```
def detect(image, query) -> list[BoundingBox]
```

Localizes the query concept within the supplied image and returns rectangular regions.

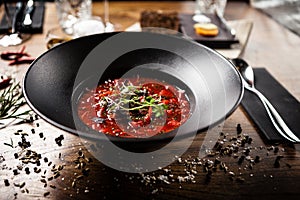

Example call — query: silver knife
[215,9,236,38]
[23,0,35,26]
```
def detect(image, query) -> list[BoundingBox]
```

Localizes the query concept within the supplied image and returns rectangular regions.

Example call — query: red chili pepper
[8,57,35,65]
[0,45,35,66]
[0,77,12,89]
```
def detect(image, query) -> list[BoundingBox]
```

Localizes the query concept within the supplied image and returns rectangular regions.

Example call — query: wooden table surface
[1,1,300,200]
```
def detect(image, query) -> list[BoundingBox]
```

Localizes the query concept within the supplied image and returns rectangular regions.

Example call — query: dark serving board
[179,13,239,49]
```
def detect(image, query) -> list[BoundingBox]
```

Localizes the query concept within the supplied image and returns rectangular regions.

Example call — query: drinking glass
[194,0,227,23]
[196,0,227,16]
[55,0,92,34]
[103,0,114,32]
[48,1,104,48]
[0,1,31,47]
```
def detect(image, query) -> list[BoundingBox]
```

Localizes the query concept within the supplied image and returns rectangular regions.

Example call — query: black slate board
[241,68,300,143]
[179,13,239,49]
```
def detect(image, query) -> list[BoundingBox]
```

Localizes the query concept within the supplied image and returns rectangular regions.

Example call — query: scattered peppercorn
[2,120,291,198]
[247,138,253,144]
[82,168,90,176]
[43,191,50,197]
[50,184,56,189]
[18,135,31,149]
[274,155,284,168]
[20,182,25,188]
[236,124,242,134]
[13,169,19,175]
[274,159,280,168]
[244,148,250,156]
[25,167,30,174]
[274,147,279,153]
[78,150,83,157]
[0,155,5,163]
[55,135,64,146]
[4,179,10,186]
[254,156,260,163]
[238,155,245,165]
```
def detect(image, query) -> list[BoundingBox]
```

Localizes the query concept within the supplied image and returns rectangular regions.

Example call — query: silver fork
[231,58,300,143]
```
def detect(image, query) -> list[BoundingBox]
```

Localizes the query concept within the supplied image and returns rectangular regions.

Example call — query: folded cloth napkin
[241,68,300,143]
[0,1,45,34]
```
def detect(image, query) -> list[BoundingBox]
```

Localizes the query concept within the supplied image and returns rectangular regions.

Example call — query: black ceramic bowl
[23,32,243,146]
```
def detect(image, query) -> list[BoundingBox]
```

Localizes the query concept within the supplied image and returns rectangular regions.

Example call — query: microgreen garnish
[99,80,168,118]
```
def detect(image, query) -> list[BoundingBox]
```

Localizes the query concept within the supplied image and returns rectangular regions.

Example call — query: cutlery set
[23,0,35,26]
[0,1,35,47]
[4,0,35,30]
[232,58,300,143]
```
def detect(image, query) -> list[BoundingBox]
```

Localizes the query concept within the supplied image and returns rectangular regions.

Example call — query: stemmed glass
[193,0,227,23]
[0,0,31,47]
[193,0,212,23]
[47,0,106,48]
[103,0,114,32]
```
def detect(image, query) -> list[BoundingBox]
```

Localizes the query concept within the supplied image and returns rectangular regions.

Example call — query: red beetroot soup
[77,78,190,138]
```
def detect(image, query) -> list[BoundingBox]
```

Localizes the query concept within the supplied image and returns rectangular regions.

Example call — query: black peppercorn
[254,156,260,163]
[238,155,245,165]
[236,124,242,134]
[13,169,19,175]
[274,147,279,154]
[4,179,9,186]
[25,167,30,174]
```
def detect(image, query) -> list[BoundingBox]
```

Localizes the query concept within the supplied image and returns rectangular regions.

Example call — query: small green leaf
[150,98,155,104]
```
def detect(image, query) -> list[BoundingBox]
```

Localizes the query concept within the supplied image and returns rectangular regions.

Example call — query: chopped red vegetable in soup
[77,78,190,138]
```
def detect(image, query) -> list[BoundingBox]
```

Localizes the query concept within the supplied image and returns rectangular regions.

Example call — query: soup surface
[77,78,190,138]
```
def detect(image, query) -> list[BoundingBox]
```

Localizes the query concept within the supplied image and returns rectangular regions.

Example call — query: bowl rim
[22,31,244,143]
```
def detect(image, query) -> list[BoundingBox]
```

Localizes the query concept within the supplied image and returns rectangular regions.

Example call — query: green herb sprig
[3,138,14,148]
[0,82,31,123]
[100,81,168,118]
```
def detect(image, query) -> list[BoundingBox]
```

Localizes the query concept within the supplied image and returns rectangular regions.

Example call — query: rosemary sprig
[0,82,31,121]
[4,138,14,148]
